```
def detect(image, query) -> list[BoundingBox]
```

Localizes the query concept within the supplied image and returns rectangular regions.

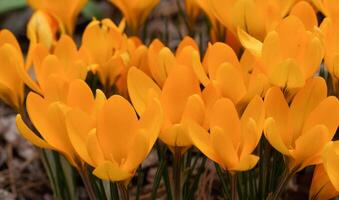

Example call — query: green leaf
[0,0,26,14]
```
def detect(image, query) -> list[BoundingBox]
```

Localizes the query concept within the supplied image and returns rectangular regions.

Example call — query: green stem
[110,182,119,200]
[118,182,129,200]
[173,147,182,200]
[79,164,97,200]
[231,173,238,200]
[267,168,296,200]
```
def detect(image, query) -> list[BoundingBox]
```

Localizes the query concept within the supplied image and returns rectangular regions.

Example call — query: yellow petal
[97,95,138,163]
[66,109,96,166]
[122,131,149,172]
[176,36,198,55]
[264,118,290,156]
[323,141,339,191]
[160,123,191,147]
[181,94,205,126]
[87,129,105,166]
[15,114,54,149]
[210,126,239,170]
[188,121,221,164]
[262,31,282,74]
[54,35,79,68]
[161,65,200,124]
[293,125,329,170]
[264,87,291,147]
[239,118,259,158]
[0,29,21,52]
[138,98,163,152]
[127,67,161,116]
[237,28,262,57]
[215,63,246,104]
[290,77,327,142]
[268,58,305,89]
[205,42,240,80]
[303,96,339,140]
[290,1,317,31]
[210,98,241,148]
[192,50,210,86]
[93,161,132,182]
[309,165,339,200]
[231,154,259,171]
[67,79,94,114]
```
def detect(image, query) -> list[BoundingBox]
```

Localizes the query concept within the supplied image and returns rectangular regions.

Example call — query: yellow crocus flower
[264,77,339,171]
[16,79,102,168]
[189,95,264,172]
[322,141,339,192]
[80,19,129,92]
[309,164,339,200]
[26,10,59,69]
[208,0,288,41]
[128,65,204,149]
[192,42,269,118]
[147,37,198,87]
[238,15,323,90]
[17,35,87,96]
[0,30,25,111]
[27,0,88,34]
[109,0,160,34]
[67,92,163,181]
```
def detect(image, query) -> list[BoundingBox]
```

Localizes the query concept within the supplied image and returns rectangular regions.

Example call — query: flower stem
[173,147,182,200]
[79,164,97,200]
[231,173,238,200]
[118,182,129,200]
[267,167,296,200]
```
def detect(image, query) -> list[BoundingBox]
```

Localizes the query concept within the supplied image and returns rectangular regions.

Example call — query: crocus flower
[309,164,339,200]
[80,19,129,92]
[208,0,293,41]
[147,37,198,87]
[66,92,163,181]
[26,10,59,69]
[16,79,101,168]
[189,95,264,172]
[109,0,160,34]
[0,30,24,111]
[17,35,87,96]
[27,0,88,34]
[322,140,339,192]
[192,42,268,117]
[238,15,323,90]
[128,65,204,150]
[264,77,339,171]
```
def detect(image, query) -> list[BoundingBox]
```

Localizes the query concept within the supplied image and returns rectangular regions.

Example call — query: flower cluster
[0,0,338,199]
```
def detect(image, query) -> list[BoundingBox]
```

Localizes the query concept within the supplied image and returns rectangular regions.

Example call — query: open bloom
[264,77,339,171]
[208,0,296,41]
[128,64,204,150]
[18,35,87,96]
[15,79,102,168]
[322,140,339,192]
[239,15,323,90]
[26,10,59,69]
[80,19,130,92]
[66,93,163,181]
[27,0,87,34]
[189,95,264,172]
[0,30,24,111]
[192,42,268,118]
[109,0,160,33]
[309,164,339,200]
[147,37,198,87]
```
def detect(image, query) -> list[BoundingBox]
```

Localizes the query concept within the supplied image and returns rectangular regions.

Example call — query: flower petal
[93,161,132,182]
